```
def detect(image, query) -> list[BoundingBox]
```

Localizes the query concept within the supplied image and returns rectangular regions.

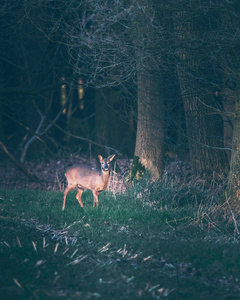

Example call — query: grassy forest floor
[0,158,240,299]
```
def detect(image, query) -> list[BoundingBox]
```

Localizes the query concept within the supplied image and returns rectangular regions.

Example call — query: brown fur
[62,154,115,210]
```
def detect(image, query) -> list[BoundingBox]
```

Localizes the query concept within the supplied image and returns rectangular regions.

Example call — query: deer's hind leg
[63,184,76,211]
[76,188,84,207]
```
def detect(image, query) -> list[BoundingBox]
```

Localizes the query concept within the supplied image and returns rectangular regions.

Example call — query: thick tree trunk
[176,4,229,179]
[134,68,165,179]
[133,0,166,180]
[224,98,240,207]
[182,91,228,178]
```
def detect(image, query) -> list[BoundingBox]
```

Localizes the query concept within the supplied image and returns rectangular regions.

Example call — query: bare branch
[0,141,38,181]
[52,121,121,155]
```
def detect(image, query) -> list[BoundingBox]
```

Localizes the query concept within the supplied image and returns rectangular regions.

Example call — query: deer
[62,154,116,210]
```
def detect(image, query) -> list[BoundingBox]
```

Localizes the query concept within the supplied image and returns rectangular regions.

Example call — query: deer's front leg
[92,190,100,207]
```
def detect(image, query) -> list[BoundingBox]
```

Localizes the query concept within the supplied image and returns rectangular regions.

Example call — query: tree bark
[132,1,166,180]
[181,91,228,178]
[134,68,165,179]
[224,96,240,207]
[176,4,229,178]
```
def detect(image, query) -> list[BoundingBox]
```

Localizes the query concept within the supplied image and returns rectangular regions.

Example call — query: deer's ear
[108,154,116,162]
[98,155,103,162]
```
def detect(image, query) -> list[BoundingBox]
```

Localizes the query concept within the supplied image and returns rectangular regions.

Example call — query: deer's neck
[101,170,110,183]
[101,169,109,177]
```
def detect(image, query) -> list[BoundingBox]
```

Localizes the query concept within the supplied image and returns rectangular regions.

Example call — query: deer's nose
[102,163,109,171]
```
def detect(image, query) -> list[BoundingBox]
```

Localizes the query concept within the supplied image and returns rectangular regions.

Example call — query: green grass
[0,188,240,299]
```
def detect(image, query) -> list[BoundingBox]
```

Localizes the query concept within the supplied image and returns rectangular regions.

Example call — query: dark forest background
[1,0,240,203]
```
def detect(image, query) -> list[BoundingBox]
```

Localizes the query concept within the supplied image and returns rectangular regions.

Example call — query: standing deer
[62,154,115,210]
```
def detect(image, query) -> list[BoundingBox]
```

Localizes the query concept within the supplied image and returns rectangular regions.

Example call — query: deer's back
[65,165,105,191]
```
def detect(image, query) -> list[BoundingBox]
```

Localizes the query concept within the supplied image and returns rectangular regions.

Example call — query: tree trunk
[224,96,240,207]
[181,91,228,178]
[176,4,229,179]
[134,68,165,179]
[132,1,166,180]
